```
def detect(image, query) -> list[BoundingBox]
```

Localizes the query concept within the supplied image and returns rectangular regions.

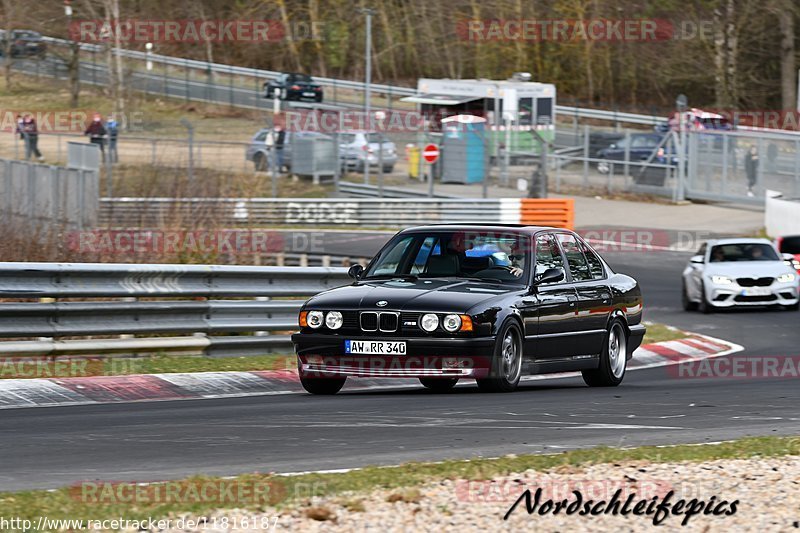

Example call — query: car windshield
[709,243,780,262]
[363,231,529,283]
[290,74,313,82]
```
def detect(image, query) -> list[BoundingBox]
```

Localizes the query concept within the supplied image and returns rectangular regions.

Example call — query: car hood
[305,278,519,313]
[703,261,795,278]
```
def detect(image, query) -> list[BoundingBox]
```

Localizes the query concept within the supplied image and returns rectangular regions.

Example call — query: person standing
[744,145,758,197]
[84,113,107,160]
[21,114,43,162]
[106,114,119,163]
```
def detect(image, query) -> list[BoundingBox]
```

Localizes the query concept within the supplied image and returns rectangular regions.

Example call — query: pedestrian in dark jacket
[21,114,43,161]
[744,145,758,197]
[84,113,107,159]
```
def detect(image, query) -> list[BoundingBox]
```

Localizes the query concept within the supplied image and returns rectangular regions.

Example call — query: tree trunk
[777,1,796,110]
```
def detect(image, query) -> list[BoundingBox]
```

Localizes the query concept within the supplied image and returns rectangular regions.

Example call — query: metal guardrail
[100,197,522,227]
[338,182,457,199]
[0,262,350,356]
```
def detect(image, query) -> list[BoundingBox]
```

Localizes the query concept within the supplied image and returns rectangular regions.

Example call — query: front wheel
[582,319,627,387]
[254,152,267,171]
[477,322,523,392]
[299,370,346,395]
[682,280,698,311]
[419,377,458,392]
[698,282,714,314]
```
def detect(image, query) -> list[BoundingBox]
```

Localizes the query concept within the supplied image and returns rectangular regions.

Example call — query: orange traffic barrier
[519,198,574,229]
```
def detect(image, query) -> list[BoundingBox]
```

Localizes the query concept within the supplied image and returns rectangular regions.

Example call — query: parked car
[595,133,677,185]
[339,131,397,173]
[264,73,323,102]
[682,238,799,313]
[245,128,331,172]
[777,235,800,273]
[291,224,646,394]
[0,29,46,58]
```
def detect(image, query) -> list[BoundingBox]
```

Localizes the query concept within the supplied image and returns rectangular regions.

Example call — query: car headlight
[325,311,343,330]
[777,273,796,283]
[420,313,439,332]
[307,310,324,329]
[442,314,462,332]
[710,275,733,285]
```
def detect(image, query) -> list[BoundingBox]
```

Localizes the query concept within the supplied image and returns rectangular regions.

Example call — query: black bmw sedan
[291,225,646,394]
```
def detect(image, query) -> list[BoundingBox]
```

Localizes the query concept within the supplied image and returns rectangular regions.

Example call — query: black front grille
[342,311,359,330]
[360,312,378,331]
[737,277,774,287]
[379,313,398,332]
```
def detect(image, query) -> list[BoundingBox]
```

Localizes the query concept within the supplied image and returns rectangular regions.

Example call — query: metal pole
[362,8,374,186]
[181,119,194,191]
[676,94,688,202]
[582,125,589,186]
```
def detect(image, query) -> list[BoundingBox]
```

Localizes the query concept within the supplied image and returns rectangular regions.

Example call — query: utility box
[441,115,486,184]
[291,133,336,183]
[67,142,101,171]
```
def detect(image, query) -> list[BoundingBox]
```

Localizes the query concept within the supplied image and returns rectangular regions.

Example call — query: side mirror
[534,267,564,285]
[690,255,704,264]
[348,264,364,280]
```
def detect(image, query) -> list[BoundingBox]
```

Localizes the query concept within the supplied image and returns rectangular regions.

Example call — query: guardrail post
[582,125,590,187]
[623,131,631,179]
[229,65,234,107]
[722,134,729,193]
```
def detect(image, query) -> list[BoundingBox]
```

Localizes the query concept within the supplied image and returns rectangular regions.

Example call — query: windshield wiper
[363,274,418,281]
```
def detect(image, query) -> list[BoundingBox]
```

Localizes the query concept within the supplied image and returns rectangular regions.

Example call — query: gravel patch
[156,456,800,532]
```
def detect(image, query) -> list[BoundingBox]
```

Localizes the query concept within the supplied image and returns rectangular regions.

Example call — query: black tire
[382,165,395,174]
[419,377,458,392]
[476,321,523,393]
[254,152,267,171]
[682,280,698,311]
[698,282,714,314]
[582,319,627,387]
[299,371,346,395]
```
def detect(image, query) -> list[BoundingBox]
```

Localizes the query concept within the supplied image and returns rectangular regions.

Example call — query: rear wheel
[582,319,627,387]
[682,280,698,311]
[419,377,458,392]
[477,322,523,393]
[254,152,267,171]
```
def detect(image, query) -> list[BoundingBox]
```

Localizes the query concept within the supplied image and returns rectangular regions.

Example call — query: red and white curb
[0,333,742,410]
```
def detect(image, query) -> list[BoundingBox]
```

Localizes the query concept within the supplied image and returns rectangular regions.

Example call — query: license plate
[345,340,406,355]
[741,287,771,296]
[303,92,315,97]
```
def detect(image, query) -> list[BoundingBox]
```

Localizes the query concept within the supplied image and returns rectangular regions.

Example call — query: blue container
[441,115,486,184]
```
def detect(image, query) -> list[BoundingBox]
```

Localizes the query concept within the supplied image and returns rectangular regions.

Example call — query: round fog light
[420,313,439,332]
[325,311,343,330]
[443,314,462,332]
[307,310,324,329]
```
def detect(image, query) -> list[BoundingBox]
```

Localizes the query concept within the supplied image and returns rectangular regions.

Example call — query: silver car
[339,131,397,173]
[682,238,799,313]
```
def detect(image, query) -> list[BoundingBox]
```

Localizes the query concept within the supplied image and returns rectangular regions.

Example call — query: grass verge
[1,436,798,524]
[642,322,689,344]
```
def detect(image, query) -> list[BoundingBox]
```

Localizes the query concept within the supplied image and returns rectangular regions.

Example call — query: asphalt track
[1,248,799,491]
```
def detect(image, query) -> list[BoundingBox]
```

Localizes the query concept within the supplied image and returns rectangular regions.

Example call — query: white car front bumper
[706,278,799,307]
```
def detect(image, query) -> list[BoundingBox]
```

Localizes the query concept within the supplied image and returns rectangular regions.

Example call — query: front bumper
[706,281,799,307]
[292,333,495,378]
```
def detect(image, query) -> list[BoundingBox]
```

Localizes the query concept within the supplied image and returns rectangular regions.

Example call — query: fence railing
[0,262,350,356]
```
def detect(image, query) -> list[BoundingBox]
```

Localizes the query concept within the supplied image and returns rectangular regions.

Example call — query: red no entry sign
[422,143,440,164]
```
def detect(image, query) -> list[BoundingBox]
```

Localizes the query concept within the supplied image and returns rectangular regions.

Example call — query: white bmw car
[682,238,799,313]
